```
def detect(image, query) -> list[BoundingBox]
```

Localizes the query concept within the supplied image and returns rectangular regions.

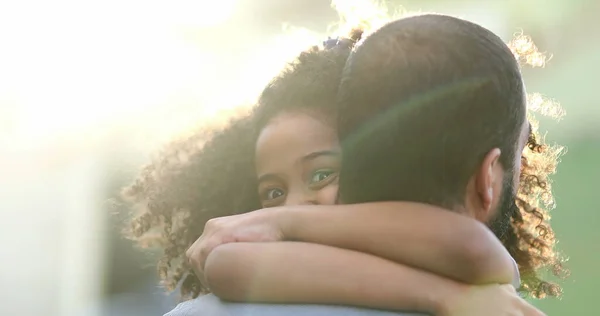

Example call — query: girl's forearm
[205,241,468,314]
[277,202,514,284]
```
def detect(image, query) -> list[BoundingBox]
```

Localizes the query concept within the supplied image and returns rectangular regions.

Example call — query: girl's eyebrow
[257,173,280,185]
[300,150,340,163]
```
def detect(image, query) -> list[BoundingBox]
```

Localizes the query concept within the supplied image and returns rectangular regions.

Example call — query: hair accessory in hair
[323,36,354,50]
[323,37,340,49]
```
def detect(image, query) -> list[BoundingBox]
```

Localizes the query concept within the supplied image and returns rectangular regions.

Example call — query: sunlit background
[1,0,598,315]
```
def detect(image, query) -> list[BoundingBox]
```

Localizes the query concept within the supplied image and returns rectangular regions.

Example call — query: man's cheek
[513,154,525,189]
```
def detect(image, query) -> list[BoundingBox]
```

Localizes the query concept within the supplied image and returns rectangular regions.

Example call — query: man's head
[337,14,529,237]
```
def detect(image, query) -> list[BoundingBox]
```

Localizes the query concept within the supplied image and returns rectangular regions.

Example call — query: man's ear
[474,148,502,221]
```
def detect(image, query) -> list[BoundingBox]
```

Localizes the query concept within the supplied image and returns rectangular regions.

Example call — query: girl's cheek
[316,184,339,205]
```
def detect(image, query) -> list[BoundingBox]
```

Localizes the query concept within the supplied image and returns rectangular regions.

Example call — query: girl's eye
[265,188,285,200]
[310,169,336,184]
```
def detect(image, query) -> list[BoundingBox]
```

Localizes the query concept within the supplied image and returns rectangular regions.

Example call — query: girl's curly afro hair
[121,27,364,300]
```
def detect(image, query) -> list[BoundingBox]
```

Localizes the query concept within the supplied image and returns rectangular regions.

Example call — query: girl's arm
[273,202,515,285]
[205,242,537,315]
[206,241,460,314]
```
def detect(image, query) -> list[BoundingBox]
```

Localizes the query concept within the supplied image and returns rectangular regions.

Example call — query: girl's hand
[439,284,545,316]
[186,208,285,281]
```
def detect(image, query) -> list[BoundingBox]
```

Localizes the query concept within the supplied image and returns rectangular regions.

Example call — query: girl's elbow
[204,244,248,300]
[460,229,514,284]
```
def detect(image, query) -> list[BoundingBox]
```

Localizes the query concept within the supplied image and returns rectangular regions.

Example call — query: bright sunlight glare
[0,0,237,150]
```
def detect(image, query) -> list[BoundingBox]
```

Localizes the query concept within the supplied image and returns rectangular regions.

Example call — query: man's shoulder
[164,294,227,316]
[164,294,425,316]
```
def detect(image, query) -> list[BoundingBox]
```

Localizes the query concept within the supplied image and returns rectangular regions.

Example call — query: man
[337,13,525,242]
[167,14,542,316]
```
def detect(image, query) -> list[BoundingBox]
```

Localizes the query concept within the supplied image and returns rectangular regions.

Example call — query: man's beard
[488,176,519,239]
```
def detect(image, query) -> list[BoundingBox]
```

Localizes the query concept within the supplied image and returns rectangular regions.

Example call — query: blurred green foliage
[531,141,598,314]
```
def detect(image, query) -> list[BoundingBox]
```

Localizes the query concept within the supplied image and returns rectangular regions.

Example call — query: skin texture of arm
[274,202,515,285]
[205,241,465,314]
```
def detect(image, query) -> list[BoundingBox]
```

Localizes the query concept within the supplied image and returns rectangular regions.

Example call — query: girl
[123,17,564,316]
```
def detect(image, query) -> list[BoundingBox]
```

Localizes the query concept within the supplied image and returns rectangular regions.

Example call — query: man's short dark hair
[337,14,526,208]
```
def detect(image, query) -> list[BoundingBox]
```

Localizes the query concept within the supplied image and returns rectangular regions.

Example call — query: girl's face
[255,111,340,208]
